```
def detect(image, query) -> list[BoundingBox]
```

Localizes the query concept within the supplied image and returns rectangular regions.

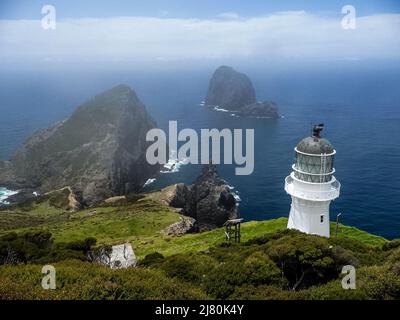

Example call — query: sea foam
[228,185,242,204]
[160,150,189,173]
[0,187,18,205]
[143,178,156,187]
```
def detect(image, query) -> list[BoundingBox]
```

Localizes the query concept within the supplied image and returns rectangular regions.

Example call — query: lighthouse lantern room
[284,124,340,238]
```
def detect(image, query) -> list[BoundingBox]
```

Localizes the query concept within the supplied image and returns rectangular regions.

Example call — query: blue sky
[1,0,399,19]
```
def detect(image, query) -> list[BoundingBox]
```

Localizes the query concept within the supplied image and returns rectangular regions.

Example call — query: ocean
[1,64,399,239]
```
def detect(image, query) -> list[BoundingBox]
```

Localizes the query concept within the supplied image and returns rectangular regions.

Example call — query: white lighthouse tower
[284,124,340,238]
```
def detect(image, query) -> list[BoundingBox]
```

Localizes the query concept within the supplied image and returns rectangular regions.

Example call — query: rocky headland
[0,85,160,206]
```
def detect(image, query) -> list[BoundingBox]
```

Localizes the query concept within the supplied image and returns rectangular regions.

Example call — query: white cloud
[0,11,399,66]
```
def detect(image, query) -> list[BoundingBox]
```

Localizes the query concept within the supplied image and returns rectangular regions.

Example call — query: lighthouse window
[320,215,324,223]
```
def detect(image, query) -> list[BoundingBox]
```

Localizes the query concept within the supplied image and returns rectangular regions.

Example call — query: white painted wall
[287,197,331,237]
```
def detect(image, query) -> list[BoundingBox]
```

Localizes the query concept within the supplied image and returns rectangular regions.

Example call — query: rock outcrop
[92,243,137,269]
[162,216,197,236]
[0,85,160,205]
[42,187,81,211]
[204,65,279,118]
[144,184,186,207]
[205,66,256,110]
[169,164,239,231]
[104,195,127,205]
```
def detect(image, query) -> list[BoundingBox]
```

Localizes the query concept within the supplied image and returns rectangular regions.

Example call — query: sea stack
[0,85,160,205]
[204,65,279,118]
[205,66,256,110]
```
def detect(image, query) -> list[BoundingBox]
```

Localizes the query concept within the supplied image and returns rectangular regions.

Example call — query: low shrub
[0,231,97,265]
[138,252,165,267]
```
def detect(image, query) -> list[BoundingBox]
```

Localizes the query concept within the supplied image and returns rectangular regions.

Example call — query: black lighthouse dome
[296,124,334,155]
[296,136,334,155]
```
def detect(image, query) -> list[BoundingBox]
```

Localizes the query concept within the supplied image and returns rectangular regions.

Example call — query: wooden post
[224,218,243,243]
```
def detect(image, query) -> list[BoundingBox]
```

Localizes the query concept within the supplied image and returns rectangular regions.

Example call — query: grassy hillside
[0,200,181,258]
[0,195,387,259]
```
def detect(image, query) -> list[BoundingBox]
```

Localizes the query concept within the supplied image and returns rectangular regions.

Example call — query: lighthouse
[284,124,340,238]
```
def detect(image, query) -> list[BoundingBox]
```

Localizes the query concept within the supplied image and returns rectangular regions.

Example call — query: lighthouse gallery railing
[285,175,341,201]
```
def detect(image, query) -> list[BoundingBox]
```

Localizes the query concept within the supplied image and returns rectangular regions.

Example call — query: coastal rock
[189,165,238,230]
[205,66,256,110]
[144,183,190,208]
[204,65,279,118]
[104,195,127,205]
[43,187,81,211]
[169,164,239,231]
[162,216,197,236]
[0,85,160,205]
[168,183,191,210]
[3,188,37,205]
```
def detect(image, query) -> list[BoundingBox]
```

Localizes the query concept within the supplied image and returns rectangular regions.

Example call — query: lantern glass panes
[294,152,334,183]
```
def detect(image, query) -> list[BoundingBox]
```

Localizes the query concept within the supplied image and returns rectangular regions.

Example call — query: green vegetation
[1,228,399,300]
[135,229,400,300]
[0,198,182,256]
[0,196,398,300]
[0,260,206,300]
[0,230,99,265]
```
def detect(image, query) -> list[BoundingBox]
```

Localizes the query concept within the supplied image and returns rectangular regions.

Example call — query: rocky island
[0,85,160,206]
[204,65,280,118]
